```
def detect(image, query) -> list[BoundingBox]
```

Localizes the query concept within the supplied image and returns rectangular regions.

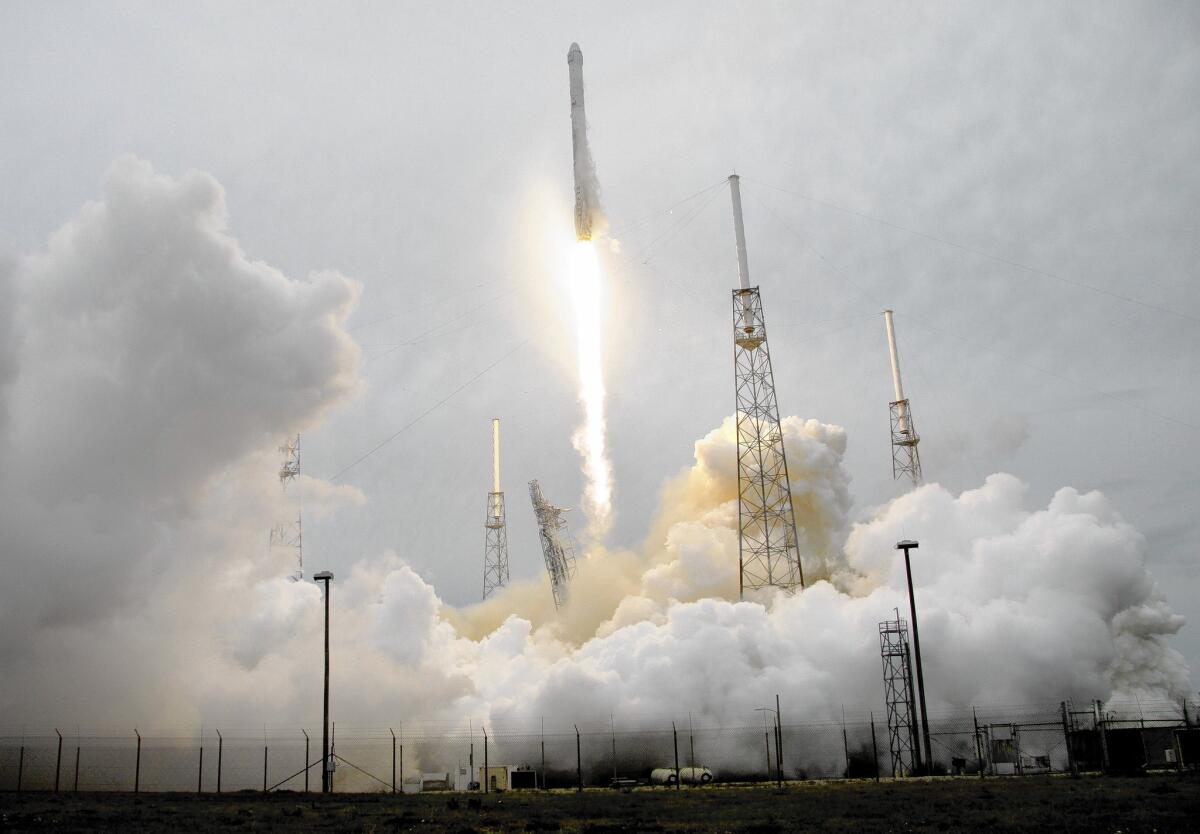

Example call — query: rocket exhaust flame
[570,240,612,536]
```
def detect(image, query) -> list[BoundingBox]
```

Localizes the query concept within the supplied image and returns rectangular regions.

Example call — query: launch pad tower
[529,479,578,609]
[483,419,510,599]
[728,175,805,597]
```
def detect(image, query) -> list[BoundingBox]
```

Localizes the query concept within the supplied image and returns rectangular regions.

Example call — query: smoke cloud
[0,160,1187,778]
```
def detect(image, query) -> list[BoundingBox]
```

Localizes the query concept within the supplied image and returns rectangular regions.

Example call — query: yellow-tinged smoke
[569,240,612,538]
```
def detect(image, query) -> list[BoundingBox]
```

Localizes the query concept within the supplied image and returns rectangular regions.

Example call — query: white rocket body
[568,42,595,241]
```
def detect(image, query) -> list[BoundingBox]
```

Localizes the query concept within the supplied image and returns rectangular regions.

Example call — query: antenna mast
[483,419,510,599]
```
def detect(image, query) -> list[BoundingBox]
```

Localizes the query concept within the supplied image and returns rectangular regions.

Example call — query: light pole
[897,540,932,771]
[314,570,334,793]
[755,707,781,788]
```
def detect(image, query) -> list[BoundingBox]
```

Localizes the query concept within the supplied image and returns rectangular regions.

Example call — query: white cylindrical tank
[650,766,713,785]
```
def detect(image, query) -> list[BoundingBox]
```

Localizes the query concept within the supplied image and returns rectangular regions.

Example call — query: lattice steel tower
[270,433,304,581]
[879,609,922,776]
[529,479,578,609]
[483,418,510,599]
[884,310,922,485]
[728,174,805,597]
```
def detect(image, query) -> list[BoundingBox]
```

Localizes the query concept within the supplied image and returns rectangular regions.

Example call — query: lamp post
[896,540,932,771]
[314,570,334,793]
[755,707,781,788]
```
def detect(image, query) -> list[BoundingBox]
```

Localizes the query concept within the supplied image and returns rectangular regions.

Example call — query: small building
[478,764,538,791]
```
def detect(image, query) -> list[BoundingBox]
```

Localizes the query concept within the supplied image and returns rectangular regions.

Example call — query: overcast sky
[3,1,1198,690]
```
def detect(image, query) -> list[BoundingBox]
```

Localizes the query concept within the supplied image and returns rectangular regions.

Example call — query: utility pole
[575,725,582,792]
[689,712,695,768]
[610,714,617,780]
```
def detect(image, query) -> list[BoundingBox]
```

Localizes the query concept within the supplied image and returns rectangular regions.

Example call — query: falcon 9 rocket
[568,42,597,241]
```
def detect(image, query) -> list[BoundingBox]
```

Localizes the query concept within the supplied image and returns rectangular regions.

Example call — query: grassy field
[1,774,1198,832]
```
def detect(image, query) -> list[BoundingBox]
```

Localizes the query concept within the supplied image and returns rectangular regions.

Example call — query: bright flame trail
[570,240,612,536]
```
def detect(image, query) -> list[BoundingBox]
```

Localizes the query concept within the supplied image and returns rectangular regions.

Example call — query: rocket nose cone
[568,42,582,61]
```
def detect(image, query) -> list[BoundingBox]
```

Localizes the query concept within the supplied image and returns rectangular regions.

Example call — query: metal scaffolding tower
[879,610,922,776]
[884,310,922,485]
[270,434,304,582]
[483,418,509,599]
[728,174,805,597]
[529,479,578,609]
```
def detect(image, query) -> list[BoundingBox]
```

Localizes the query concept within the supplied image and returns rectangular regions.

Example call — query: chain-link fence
[2,698,1196,793]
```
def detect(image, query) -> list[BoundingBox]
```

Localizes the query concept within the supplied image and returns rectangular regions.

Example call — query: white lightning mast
[729,174,805,597]
[884,310,922,484]
[483,418,509,599]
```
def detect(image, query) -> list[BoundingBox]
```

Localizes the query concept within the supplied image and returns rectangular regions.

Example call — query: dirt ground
[1,773,1198,832]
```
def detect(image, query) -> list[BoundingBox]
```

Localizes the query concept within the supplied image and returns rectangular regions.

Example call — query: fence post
[198,741,204,793]
[390,728,396,794]
[303,730,309,793]
[74,745,80,792]
[134,729,141,794]
[672,722,680,790]
[216,730,223,793]
[16,745,23,793]
[575,724,582,792]
[972,707,985,778]
[869,712,880,782]
[263,745,268,792]
[1060,701,1077,775]
[55,729,63,793]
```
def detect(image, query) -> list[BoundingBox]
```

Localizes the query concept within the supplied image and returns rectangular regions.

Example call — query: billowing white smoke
[0,159,1187,767]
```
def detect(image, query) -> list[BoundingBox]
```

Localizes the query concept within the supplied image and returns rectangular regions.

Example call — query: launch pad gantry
[529,479,578,609]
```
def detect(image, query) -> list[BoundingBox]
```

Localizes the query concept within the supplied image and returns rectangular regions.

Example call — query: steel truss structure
[270,434,303,582]
[733,287,804,596]
[483,491,509,599]
[879,611,921,776]
[890,399,922,484]
[529,479,578,609]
